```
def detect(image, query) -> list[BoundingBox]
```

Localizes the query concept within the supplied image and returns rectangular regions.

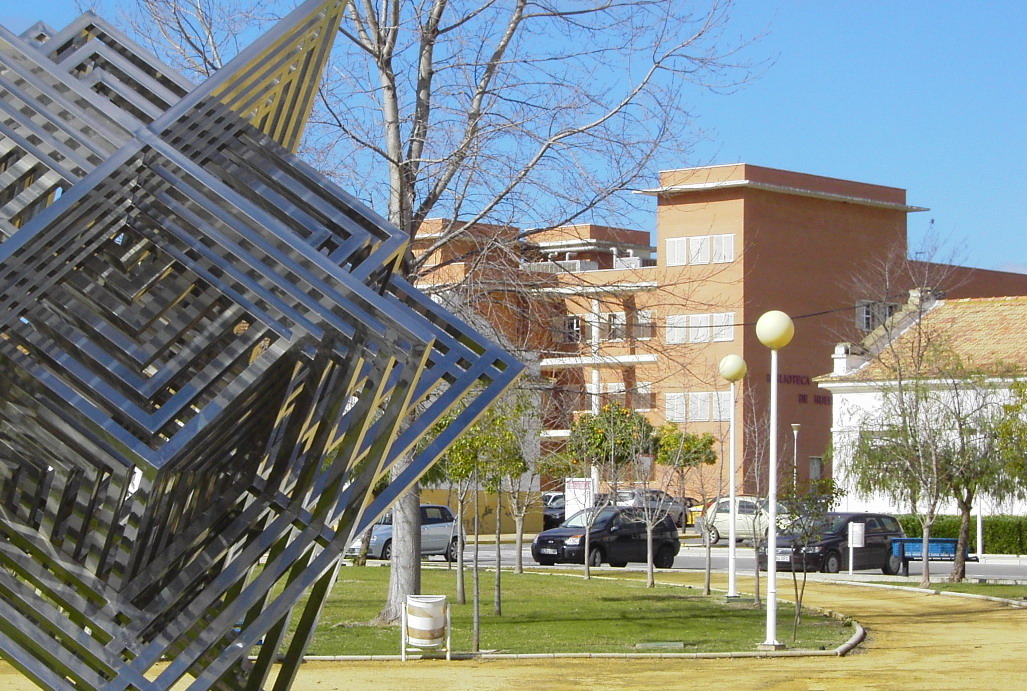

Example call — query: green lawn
[304,566,852,655]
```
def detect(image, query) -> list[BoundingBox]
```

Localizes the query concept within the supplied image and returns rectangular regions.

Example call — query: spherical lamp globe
[756,310,794,350]
[719,354,747,383]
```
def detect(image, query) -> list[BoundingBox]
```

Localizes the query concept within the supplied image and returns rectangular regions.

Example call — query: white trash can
[402,594,450,660]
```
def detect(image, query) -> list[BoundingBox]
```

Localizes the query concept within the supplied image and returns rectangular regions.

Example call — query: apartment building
[416,164,1027,499]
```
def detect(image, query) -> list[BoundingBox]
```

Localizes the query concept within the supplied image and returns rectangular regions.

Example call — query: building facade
[416,164,1027,502]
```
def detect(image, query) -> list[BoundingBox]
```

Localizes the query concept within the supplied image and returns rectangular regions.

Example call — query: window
[668,312,733,343]
[688,236,710,265]
[855,300,898,331]
[688,392,712,421]
[666,234,736,266]
[665,393,685,422]
[809,456,824,481]
[666,237,687,266]
[712,312,734,341]
[556,315,583,344]
[713,391,732,421]
[605,311,626,341]
[605,382,626,407]
[663,391,731,421]
[666,314,688,344]
[737,500,757,515]
[632,310,654,340]
[421,506,451,524]
[688,314,711,343]
[712,234,734,263]
[633,382,654,411]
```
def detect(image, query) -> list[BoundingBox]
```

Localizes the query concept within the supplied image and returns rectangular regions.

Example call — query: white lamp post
[719,354,747,599]
[791,423,801,493]
[756,310,794,650]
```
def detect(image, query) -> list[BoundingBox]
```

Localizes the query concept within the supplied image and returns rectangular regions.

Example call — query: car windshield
[614,491,635,502]
[562,507,616,529]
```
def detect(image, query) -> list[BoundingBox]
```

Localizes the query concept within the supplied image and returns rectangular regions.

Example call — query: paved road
[464,540,1027,581]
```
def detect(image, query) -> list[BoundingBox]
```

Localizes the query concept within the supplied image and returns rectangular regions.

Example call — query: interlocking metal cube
[0,3,522,689]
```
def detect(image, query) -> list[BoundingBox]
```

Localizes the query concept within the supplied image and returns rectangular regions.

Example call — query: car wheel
[587,547,602,567]
[445,537,460,563]
[822,551,841,574]
[654,545,675,569]
[609,560,628,568]
[883,553,903,575]
[381,540,392,561]
[707,525,721,545]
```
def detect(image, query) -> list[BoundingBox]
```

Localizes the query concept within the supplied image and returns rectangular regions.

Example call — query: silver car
[346,504,463,561]
[613,489,686,527]
[701,496,787,544]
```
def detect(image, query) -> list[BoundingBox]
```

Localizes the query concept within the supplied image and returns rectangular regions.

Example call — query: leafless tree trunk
[493,492,502,616]
[373,459,420,624]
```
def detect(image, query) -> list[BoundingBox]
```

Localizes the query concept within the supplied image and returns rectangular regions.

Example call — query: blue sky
[4,2,1025,274]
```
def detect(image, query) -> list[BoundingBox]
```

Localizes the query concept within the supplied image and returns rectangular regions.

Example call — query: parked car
[701,496,786,544]
[542,494,566,530]
[345,504,464,562]
[531,506,680,568]
[758,512,906,574]
[613,489,687,527]
[542,491,564,507]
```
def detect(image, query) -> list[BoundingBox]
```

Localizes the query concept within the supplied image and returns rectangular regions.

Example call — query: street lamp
[756,310,794,650]
[719,354,747,599]
[791,423,801,493]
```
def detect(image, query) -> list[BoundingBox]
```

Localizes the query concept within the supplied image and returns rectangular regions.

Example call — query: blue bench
[891,537,979,577]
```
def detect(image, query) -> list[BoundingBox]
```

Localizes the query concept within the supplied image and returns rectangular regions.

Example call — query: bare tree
[112,0,758,622]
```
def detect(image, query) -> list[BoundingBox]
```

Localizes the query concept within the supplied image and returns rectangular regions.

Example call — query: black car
[758,512,906,574]
[531,506,680,568]
[542,494,566,530]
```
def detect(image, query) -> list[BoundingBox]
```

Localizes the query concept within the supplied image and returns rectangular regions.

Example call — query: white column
[764,348,780,648]
[727,380,739,598]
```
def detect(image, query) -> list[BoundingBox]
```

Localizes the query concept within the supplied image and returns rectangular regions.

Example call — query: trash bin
[402,594,450,660]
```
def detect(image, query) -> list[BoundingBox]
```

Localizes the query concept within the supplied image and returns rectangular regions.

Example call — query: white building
[818,292,1027,516]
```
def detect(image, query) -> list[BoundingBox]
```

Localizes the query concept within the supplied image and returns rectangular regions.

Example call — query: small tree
[778,479,841,641]
[653,426,716,588]
[997,381,1027,486]
[568,402,654,578]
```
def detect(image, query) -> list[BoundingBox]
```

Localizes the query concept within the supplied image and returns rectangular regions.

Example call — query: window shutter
[666,237,687,266]
[666,314,688,344]
[688,313,711,342]
[712,234,735,263]
[688,392,711,421]
[688,236,711,264]
[712,312,734,341]
[715,391,732,421]
[665,393,685,422]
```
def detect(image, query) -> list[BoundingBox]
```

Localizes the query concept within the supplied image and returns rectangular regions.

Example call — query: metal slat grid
[0,2,522,690]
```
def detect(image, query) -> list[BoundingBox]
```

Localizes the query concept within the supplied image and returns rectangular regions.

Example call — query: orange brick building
[415,164,1027,501]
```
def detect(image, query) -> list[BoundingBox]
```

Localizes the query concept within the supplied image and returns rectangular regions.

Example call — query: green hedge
[896,514,1027,556]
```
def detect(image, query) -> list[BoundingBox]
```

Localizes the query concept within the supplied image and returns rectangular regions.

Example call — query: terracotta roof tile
[828,295,1027,382]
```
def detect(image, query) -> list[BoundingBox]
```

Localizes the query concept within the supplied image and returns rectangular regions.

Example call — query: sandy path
[1,576,1023,690]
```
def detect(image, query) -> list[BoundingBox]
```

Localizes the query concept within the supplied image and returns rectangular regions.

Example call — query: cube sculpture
[0,2,522,689]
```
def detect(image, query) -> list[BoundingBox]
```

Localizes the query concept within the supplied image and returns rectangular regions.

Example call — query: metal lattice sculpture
[0,3,522,689]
